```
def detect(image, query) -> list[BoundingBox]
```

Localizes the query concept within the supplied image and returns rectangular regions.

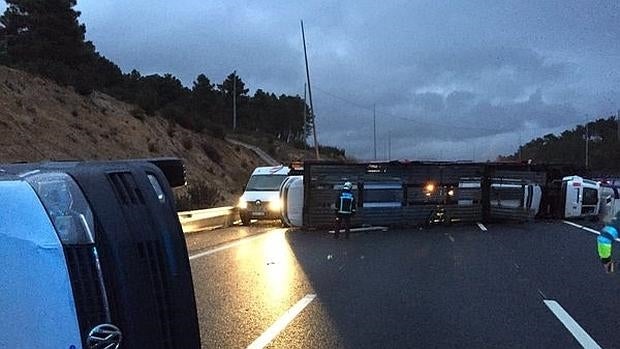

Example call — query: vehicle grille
[108,172,146,205]
[137,240,174,349]
[248,201,268,211]
[64,245,108,344]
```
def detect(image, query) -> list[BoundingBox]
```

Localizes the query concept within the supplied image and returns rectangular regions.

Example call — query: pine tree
[0,0,121,94]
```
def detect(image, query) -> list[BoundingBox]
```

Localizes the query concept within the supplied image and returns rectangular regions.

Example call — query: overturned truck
[297,161,582,229]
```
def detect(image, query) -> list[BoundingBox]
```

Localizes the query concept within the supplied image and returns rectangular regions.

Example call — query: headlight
[238,198,248,209]
[269,199,282,212]
[25,172,95,245]
[425,183,435,193]
[448,189,455,196]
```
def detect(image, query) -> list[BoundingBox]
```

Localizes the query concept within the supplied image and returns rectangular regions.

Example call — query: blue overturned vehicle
[0,158,200,349]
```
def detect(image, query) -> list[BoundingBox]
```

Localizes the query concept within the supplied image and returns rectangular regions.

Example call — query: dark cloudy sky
[11,1,620,160]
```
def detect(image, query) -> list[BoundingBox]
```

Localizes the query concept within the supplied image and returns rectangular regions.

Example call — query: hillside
[499,117,620,171]
[0,66,347,209]
[0,65,268,208]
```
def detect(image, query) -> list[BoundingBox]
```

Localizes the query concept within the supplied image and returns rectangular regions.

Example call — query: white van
[238,165,290,225]
[561,176,600,219]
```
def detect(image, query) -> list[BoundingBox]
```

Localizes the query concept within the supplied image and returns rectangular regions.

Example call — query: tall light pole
[232,70,237,131]
[518,132,521,161]
[388,130,391,161]
[373,104,377,160]
[303,83,307,148]
[301,20,320,160]
[585,115,589,169]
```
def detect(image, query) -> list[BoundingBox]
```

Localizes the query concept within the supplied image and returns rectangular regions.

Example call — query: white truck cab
[0,159,200,349]
[599,182,620,223]
[238,165,290,225]
[279,175,304,227]
[562,175,600,219]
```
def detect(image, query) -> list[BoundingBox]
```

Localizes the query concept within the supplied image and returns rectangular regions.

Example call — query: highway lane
[187,222,620,348]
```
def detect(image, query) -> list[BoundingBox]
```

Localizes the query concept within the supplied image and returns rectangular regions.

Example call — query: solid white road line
[189,231,278,261]
[562,220,620,242]
[246,294,317,349]
[543,300,601,349]
[477,222,488,231]
[328,226,388,234]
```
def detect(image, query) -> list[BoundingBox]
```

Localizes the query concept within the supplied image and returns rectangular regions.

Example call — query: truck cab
[0,159,200,349]
[238,165,290,225]
[561,175,600,219]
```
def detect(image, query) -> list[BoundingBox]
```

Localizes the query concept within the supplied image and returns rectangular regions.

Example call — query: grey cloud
[7,0,616,161]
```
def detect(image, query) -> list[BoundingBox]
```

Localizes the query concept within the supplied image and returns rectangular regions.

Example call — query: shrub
[202,143,222,163]
[319,145,346,158]
[174,113,194,130]
[148,143,158,153]
[210,124,226,139]
[130,108,146,121]
[167,122,176,138]
[290,139,308,149]
[71,109,79,117]
[174,182,221,211]
[182,137,193,150]
[267,145,276,156]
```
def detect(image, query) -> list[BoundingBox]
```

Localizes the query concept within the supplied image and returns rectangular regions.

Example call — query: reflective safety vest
[598,226,619,245]
[337,191,355,215]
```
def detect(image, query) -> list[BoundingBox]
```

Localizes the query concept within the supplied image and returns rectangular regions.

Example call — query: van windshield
[245,175,287,191]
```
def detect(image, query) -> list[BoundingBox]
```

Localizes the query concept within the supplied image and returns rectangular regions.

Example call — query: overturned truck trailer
[301,161,577,229]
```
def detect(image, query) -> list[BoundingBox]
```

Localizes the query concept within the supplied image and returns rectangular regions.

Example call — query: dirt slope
[0,65,264,207]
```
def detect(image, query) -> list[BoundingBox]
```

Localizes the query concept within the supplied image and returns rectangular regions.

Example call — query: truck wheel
[240,212,251,226]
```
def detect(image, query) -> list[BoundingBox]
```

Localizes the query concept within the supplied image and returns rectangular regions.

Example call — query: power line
[313,85,515,133]
[314,84,616,137]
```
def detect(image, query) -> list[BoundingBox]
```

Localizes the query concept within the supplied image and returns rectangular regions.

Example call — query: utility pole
[518,132,522,162]
[388,130,391,161]
[373,104,377,160]
[303,83,308,149]
[301,20,320,160]
[232,70,237,131]
[617,109,620,142]
[472,142,476,162]
[585,115,589,169]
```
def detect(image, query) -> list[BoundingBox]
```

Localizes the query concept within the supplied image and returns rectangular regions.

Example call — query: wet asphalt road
[186,221,620,348]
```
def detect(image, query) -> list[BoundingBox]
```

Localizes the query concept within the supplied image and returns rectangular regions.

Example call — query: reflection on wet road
[187,222,620,348]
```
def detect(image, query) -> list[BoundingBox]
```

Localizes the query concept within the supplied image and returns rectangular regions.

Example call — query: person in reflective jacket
[598,211,620,273]
[334,181,356,239]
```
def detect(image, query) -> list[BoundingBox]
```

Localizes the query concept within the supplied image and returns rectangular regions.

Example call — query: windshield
[245,175,287,191]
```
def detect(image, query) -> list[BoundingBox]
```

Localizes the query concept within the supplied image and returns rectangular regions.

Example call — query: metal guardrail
[178,206,239,233]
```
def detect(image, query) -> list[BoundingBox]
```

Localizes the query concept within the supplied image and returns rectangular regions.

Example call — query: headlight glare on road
[238,198,248,209]
[269,199,283,212]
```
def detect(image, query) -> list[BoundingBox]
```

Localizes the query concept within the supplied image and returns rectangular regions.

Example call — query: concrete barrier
[178,206,239,233]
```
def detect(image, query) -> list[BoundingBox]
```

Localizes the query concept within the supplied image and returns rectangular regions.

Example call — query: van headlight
[25,172,95,245]
[269,199,282,212]
[238,198,248,209]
